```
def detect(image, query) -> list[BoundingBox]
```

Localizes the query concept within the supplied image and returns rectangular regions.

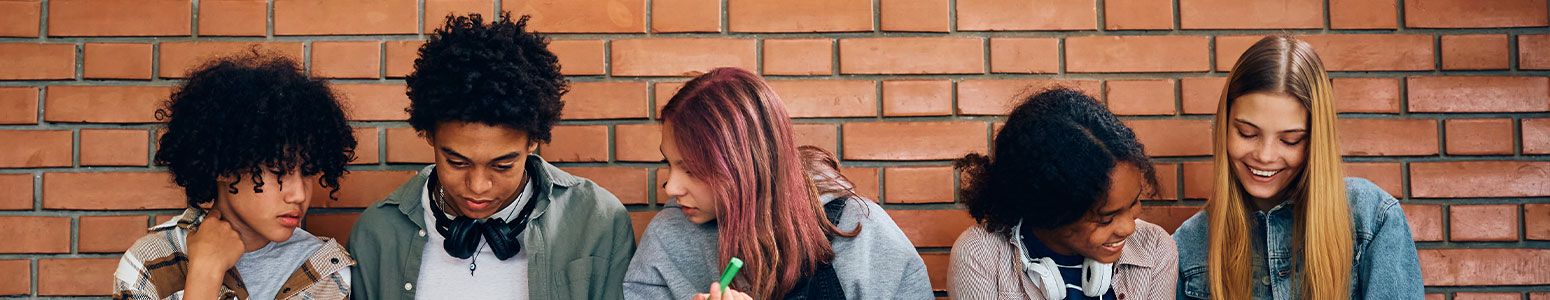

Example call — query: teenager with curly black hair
[113,51,358,300]
[347,12,633,300]
[946,88,1177,300]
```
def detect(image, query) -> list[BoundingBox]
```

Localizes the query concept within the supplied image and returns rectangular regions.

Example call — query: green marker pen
[718,257,744,294]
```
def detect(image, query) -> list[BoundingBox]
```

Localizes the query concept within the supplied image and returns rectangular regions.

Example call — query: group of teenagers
[109,12,1426,300]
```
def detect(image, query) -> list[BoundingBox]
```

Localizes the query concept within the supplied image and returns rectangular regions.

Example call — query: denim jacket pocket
[1182,267,1211,299]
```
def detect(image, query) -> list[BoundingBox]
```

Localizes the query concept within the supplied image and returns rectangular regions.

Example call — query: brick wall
[0,0,1546,298]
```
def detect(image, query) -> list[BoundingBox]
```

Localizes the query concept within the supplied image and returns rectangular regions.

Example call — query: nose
[281,173,308,204]
[467,168,493,195]
[1114,217,1137,239]
[662,174,686,199]
[1250,139,1277,165]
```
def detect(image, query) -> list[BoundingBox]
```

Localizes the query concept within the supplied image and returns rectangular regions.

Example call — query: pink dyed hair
[661,67,854,299]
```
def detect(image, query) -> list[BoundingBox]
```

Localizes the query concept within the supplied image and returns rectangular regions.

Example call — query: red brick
[611,38,756,77]
[1528,203,1550,240]
[79,215,149,253]
[1403,204,1444,242]
[0,87,38,125]
[311,41,381,79]
[1420,248,1550,285]
[0,260,28,295]
[0,43,75,80]
[653,81,686,117]
[763,39,833,76]
[47,0,190,36]
[158,41,305,78]
[1302,35,1435,71]
[843,167,881,200]
[1180,77,1226,115]
[425,0,493,33]
[956,0,1096,31]
[1408,76,1550,113]
[1180,0,1321,29]
[883,80,952,117]
[304,212,360,244]
[1523,34,1550,70]
[1105,0,1172,30]
[1329,0,1398,29]
[768,80,877,118]
[1139,206,1201,234]
[335,84,410,121]
[82,43,153,79]
[920,252,949,291]
[652,0,720,32]
[1411,161,1550,198]
[1534,292,1550,300]
[1405,0,1549,28]
[1338,119,1439,156]
[503,0,646,33]
[384,40,425,78]
[80,129,149,166]
[44,86,171,123]
[274,0,417,35]
[550,40,605,76]
[1148,163,1179,200]
[564,82,648,120]
[881,0,950,32]
[839,38,984,74]
[1067,36,1209,73]
[0,1,40,37]
[957,79,1102,115]
[0,130,70,168]
[792,123,839,153]
[842,121,987,161]
[1333,78,1402,113]
[884,166,954,204]
[1105,79,1176,116]
[728,0,871,32]
[1445,119,1515,155]
[1527,118,1550,154]
[1212,35,1260,72]
[540,125,608,162]
[563,167,649,205]
[0,216,70,253]
[1344,162,1403,197]
[989,37,1059,74]
[352,127,380,165]
[654,168,670,205]
[43,172,183,210]
[1442,34,1511,70]
[310,170,417,208]
[385,127,432,164]
[616,123,663,162]
[1450,204,1520,242]
[630,211,659,240]
[37,258,116,295]
[1454,293,1521,300]
[0,174,32,210]
[888,209,975,247]
[198,0,266,36]
[1126,120,1213,157]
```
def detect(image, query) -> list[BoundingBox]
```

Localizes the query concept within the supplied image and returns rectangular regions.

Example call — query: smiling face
[426,121,536,219]
[1225,92,1310,207]
[1034,163,1145,264]
[659,122,720,224]
[216,165,313,247]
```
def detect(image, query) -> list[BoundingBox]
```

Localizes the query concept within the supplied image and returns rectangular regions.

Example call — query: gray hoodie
[623,194,935,300]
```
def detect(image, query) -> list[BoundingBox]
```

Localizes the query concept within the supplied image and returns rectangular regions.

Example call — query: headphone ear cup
[484,220,522,260]
[1080,258,1114,297]
[441,218,483,259]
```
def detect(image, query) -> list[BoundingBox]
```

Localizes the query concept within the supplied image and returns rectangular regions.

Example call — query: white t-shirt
[415,178,534,300]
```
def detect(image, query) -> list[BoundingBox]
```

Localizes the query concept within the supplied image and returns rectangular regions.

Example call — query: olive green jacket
[347,155,635,300]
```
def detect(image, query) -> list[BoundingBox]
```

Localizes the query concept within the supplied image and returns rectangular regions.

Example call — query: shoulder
[951,223,1012,260]
[1170,210,1209,271]
[536,160,629,218]
[1130,219,1176,255]
[1344,177,1404,237]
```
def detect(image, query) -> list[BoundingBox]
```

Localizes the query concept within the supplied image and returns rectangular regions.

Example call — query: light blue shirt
[1172,177,1425,299]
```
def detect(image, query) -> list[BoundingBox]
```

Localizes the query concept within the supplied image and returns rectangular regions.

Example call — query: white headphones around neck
[1010,220,1114,299]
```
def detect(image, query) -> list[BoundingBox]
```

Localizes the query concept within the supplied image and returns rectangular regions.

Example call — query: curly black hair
[155,50,357,208]
[406,12,567,142]
[956,87,1160,234]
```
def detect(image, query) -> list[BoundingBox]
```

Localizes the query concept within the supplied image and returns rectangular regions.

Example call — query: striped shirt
[112,208,354,300]
[947,219,1178,300]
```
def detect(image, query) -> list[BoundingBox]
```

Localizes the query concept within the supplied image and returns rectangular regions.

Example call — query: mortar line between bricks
[191,0,200,38]
[266,0,274,38]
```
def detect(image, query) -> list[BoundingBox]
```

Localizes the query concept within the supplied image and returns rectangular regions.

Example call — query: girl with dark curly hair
[946,88,1177,300]
[112,51,358,300]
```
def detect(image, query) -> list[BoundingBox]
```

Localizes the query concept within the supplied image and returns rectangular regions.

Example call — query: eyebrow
[1097,193,1142,217]
[1233,118,1308,134]
[439,147,522,163]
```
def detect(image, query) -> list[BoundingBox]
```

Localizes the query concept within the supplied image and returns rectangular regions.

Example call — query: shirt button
[404,283,413,291]
[418,230,426,237]
[1262,276,1271,285]
[1277,270,1290,277]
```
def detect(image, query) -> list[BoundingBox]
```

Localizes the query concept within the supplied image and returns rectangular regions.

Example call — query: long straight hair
[661,67,853,299]
[1207,35,1353,300]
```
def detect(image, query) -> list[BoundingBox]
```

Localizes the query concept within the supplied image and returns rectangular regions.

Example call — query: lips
[1101,239,1125,252]
[464,198,496,211]
[680,205,698,215]
[277,211,302,228]
[1247,166,1282,182]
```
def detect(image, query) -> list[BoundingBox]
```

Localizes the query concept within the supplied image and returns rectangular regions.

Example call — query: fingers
[707,283,721,300]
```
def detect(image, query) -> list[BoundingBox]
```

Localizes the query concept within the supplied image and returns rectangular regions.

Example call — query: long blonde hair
[1206,35,1352,300]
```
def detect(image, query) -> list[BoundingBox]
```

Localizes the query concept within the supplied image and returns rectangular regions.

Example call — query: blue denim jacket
[1172,178,1425,299]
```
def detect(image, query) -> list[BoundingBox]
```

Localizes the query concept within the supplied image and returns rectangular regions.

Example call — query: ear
[527,139,540,153]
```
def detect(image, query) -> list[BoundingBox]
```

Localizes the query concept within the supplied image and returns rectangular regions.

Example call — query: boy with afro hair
[346,13,634,300]
[113,52,358,300]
